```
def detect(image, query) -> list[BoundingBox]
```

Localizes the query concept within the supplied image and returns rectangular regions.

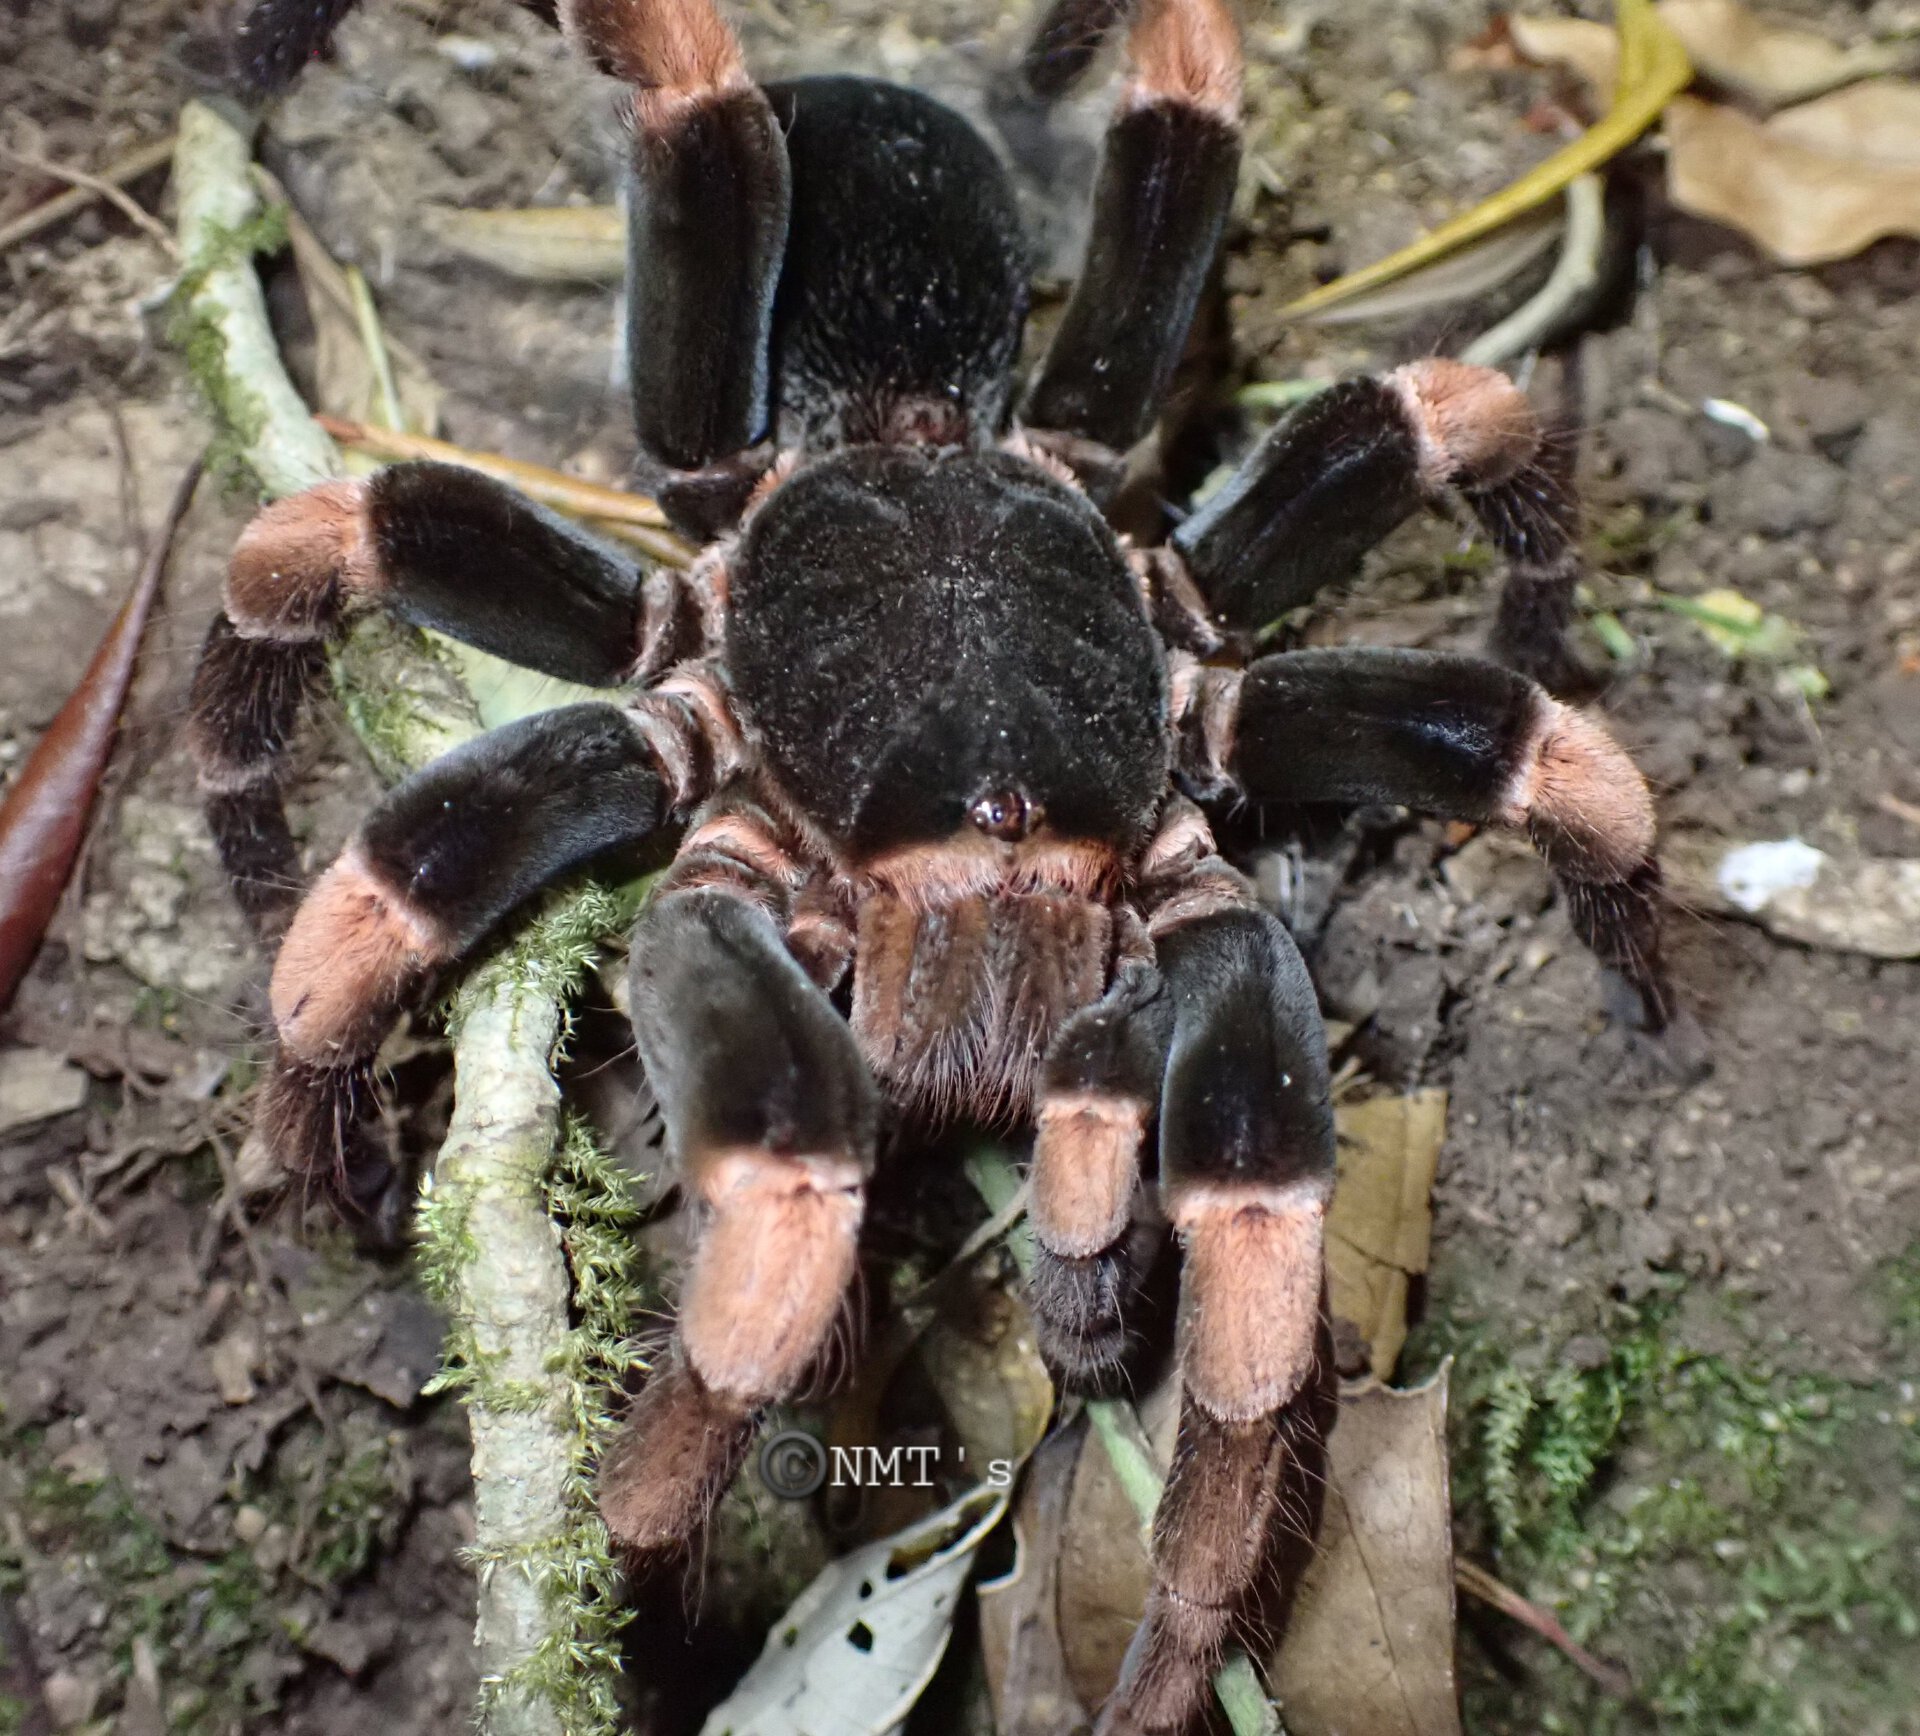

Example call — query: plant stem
[171,97,629,1733]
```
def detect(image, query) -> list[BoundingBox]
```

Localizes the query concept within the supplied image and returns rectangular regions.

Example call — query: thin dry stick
[0,138,179,257]
[1455,1559,1636,1699]
[1461,173,1607,368]
[316,414,697,567]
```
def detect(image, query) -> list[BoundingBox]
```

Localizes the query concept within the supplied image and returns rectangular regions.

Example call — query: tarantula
[192,0,1669,1726]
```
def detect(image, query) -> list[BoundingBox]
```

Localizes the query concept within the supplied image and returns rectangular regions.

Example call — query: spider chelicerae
[191,0,1671,1726]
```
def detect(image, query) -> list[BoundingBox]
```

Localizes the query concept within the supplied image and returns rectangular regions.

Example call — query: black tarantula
[192,0,1670,1726]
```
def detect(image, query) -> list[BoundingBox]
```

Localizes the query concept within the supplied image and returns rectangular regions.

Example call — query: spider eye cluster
[968,788,1041,840]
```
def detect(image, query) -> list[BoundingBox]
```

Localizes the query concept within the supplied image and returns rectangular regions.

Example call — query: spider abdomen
[727,443,1169,860]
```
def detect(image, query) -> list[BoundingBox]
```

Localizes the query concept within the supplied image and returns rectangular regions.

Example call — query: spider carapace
[195,0,1672,1727]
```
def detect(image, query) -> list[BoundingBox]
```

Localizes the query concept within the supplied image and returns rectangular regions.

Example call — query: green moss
[1417,1297,1920,1735]
[462,1113,651,1735]
[165,204,292,496]
[0,1435,285,1730]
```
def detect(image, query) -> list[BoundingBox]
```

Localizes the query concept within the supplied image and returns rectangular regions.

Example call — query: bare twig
[1455,1558,1637,1699]
[1461,173,1608,368]
[0,134,176,256]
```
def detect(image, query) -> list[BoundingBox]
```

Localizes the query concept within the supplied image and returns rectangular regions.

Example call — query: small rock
[1709,445,1846,537]
[1784,376,1869,452]
[209,1330,260,1406]
[0,1048,88,1135]
[302,1613,397,1678]
[1562,1334,1612,1372]
[1849,412,1920,526]
[232,1503,269,1545]
[42,1668,101,1731]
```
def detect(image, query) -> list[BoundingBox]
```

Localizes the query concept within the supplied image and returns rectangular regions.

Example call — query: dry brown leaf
[1766,78,1920,167]
[423,203,626,282]
[1666,92,1920,264]
[1050,1380,1179,1711]
[1508,3,1913,109]
[918,1278,1057,1474]
[1327,1090,1447,1382]
[1659,0,1915,107]
[1270,1374,1460,1736]
[977,1431,1094,1736]
[1508,13,1622,98]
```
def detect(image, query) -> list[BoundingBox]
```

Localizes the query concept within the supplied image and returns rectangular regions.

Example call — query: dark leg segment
[1020,0,1131,97]
[188,464,691,932]
[1023,0,1242,453]
[562,0,793,472]
[254,704,670,1214]
[1099,906,1334,1735]
[1172,359,1592,691]
[599,886,878,1553]
[1184,647,1669,1023]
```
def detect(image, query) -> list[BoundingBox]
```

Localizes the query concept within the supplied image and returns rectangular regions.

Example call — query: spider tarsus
[597,1363,758,1556]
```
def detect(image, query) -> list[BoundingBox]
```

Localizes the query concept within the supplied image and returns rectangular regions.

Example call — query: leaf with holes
[700,1484,1009,1736]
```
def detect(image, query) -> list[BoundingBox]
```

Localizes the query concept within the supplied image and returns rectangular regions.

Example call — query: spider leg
[255,701,681,1222]
[189,462,704,932]
[1027,952,1170,1386]
[559,0,791,480]
[1023,0,1243,453]
[597,885,878,1553]
[1181,646,1671,1025]
[1100,904,1336,1736]
[1019,0,1132,98]
[1171,359,1593,693]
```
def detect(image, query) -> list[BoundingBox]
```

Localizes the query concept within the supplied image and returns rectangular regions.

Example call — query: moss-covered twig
[172,97,634,1732]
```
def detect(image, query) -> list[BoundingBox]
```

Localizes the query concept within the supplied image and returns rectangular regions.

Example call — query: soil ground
[2,0,1917,1732]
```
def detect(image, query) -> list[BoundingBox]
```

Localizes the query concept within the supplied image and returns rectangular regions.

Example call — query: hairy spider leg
[1172,358,1595,693]
[1019,0,1134,98]
[188,462,704,933]
[598,886,879,1552]
[1023,0,1243,454]
[1098,904,1337,1736]
[256,703,680,1223]
[561,0,793,479]
[1182,646,1671,1026]
[1025,951,1167,1382]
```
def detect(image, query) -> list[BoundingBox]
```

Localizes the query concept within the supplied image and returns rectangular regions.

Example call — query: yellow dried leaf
[1326,1089,1447,1382]
[1665,92,1920,264]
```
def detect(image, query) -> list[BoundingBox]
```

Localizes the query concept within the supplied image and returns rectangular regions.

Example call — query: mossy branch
[172,97,635,1733]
